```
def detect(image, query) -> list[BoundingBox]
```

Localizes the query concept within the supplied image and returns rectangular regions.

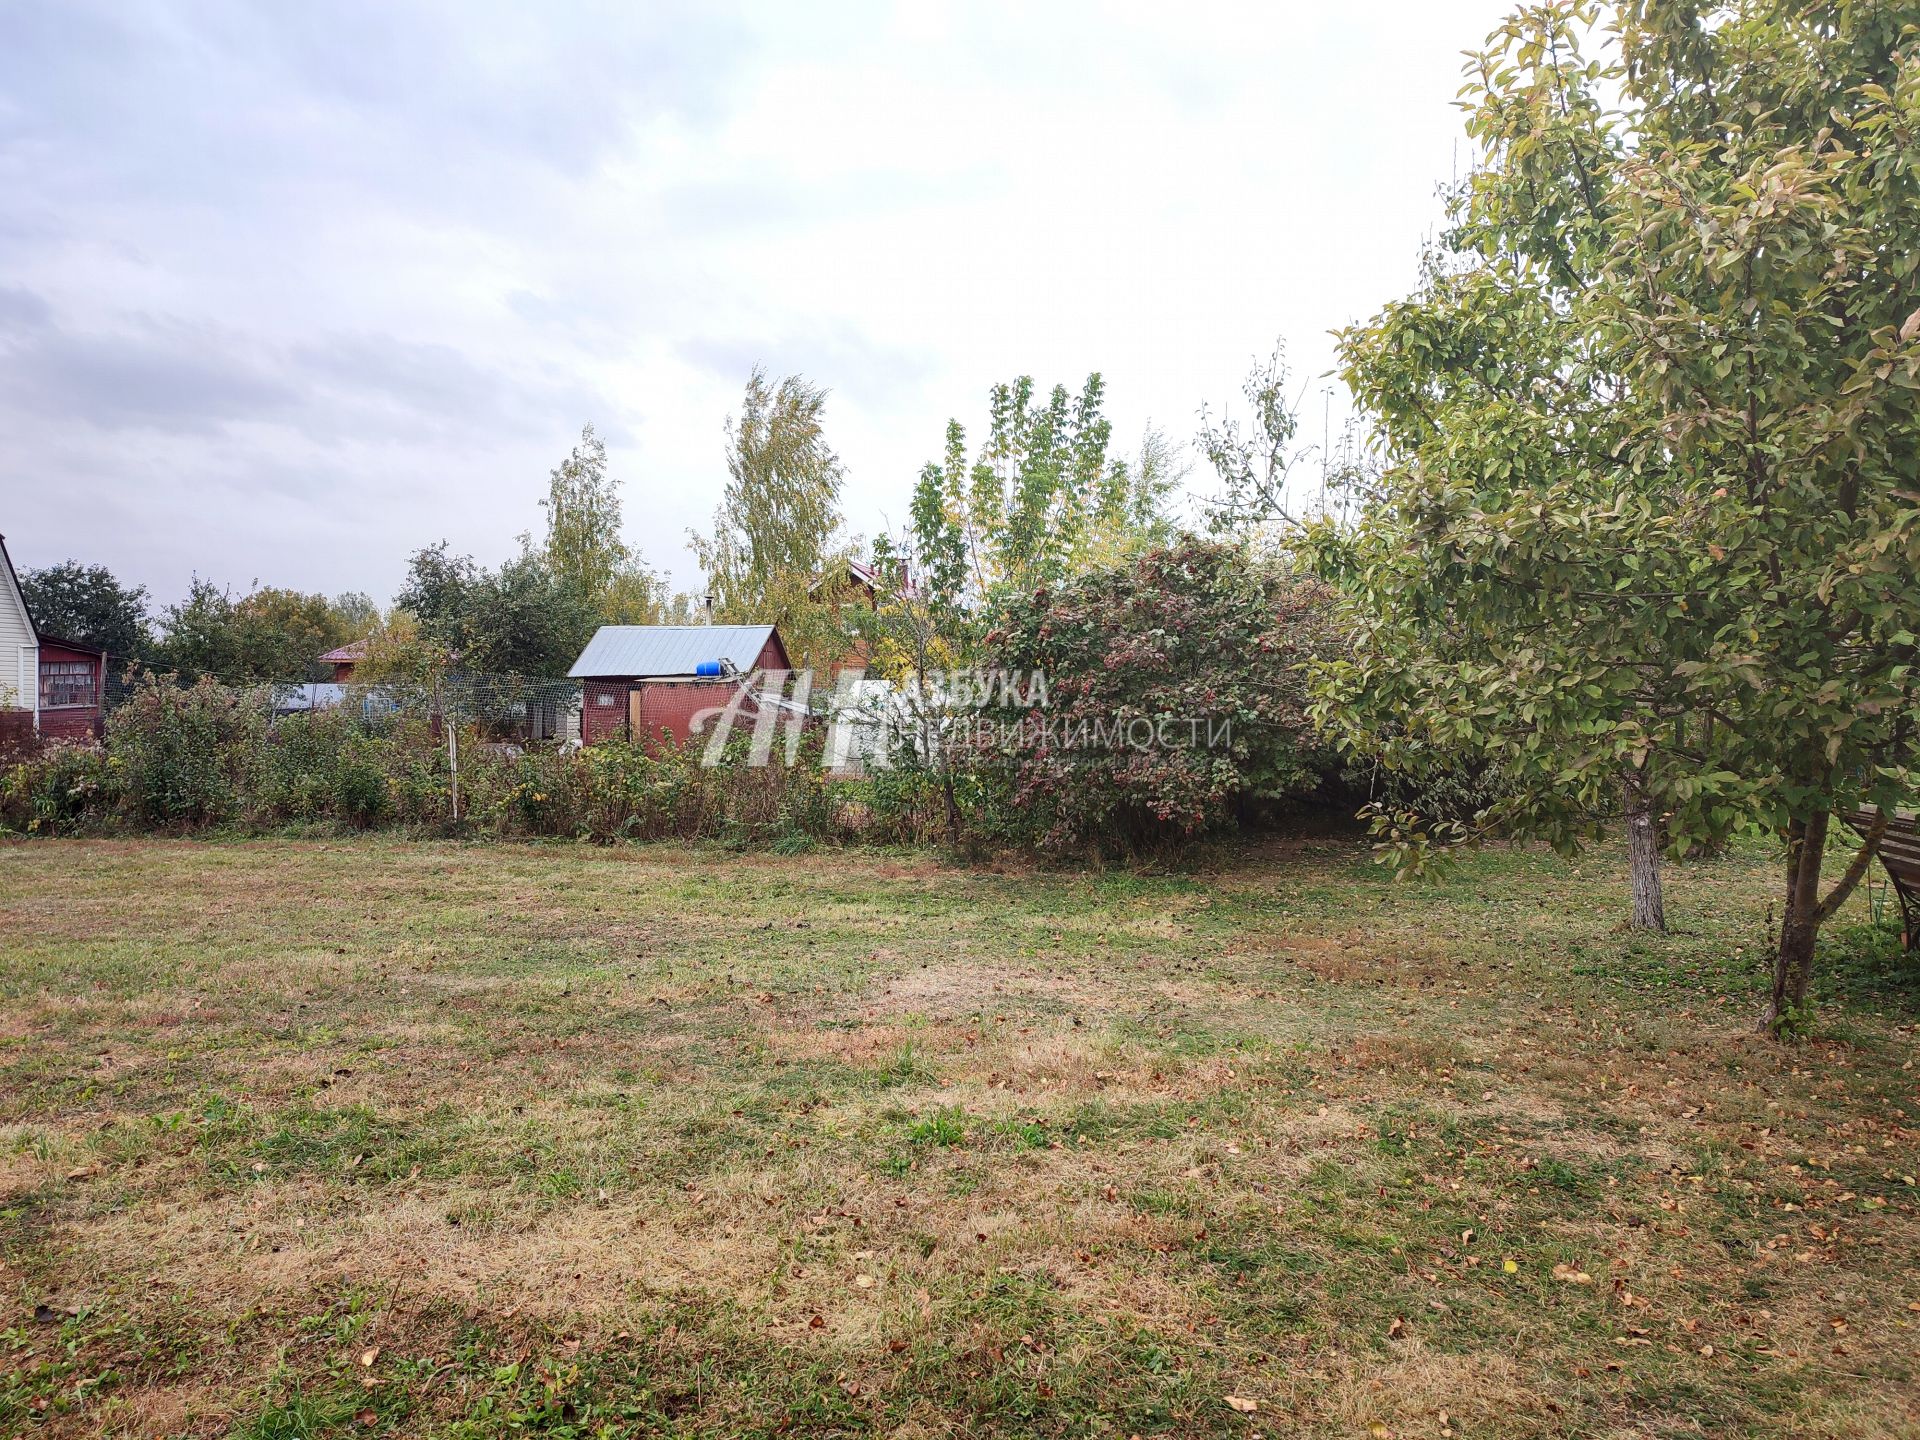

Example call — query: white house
[0,533,38,728]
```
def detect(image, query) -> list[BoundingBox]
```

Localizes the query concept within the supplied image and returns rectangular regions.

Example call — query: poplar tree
[692,367,848,617]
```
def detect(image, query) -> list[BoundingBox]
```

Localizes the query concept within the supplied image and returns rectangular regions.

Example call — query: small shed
[568,624,790,747]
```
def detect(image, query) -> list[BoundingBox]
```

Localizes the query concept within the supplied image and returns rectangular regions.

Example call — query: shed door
[628,687,645,742]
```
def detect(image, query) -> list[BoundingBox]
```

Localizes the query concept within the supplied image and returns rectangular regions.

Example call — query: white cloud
[0,0,1511,607]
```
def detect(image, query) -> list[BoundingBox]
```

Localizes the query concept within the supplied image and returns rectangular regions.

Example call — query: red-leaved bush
[974,538,1340,854]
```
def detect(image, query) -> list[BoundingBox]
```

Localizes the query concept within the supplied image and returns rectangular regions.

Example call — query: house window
[40,661,95,709]
[595,691,616,706]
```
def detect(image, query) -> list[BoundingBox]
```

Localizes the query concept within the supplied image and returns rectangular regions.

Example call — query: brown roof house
[319,639,370,682]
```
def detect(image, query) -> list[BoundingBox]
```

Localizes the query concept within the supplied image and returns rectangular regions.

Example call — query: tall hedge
[976,539,1340,854]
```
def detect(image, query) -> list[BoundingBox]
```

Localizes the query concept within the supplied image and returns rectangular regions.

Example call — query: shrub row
[5,542,1449,855]
[1,676,851,847]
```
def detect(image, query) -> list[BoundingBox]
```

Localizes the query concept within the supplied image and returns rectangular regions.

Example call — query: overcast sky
[0,0,1510,611]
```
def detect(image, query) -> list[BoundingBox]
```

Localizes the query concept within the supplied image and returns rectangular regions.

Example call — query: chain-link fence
[96,670,584,746]
[267,673,583,744]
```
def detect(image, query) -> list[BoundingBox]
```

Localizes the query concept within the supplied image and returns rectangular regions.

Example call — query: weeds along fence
[265,673,583,745]
[0,671,855,846]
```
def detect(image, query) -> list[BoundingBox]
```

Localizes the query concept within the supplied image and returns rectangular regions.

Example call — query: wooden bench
[1843,806,1919,952]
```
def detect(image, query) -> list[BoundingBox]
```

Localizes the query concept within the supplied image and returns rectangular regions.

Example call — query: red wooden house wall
[36,639,106,742]
[580,631,792,749]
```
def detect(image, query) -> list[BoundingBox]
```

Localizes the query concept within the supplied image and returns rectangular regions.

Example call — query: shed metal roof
[568,624,777,679]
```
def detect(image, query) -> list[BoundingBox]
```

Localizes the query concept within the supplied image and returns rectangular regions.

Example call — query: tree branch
[1813,810,1890,924]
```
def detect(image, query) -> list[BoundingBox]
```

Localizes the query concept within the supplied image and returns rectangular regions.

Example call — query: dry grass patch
[0,834,1913,1438]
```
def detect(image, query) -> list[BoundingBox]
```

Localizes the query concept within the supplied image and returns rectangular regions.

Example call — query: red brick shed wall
[37,708,99,742]
[0,710,33,759]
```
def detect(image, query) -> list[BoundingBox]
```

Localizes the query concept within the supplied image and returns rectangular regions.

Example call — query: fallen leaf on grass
[1552,1263,1594,1285]
[1223,1395,1258,1413]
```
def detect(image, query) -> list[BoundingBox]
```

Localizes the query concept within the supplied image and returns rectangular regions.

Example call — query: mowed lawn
[0,835,1915,1439]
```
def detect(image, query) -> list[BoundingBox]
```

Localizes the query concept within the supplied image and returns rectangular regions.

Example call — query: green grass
[0,831,1914,1437]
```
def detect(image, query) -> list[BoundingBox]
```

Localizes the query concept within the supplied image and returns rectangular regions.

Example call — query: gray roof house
[567,624,794,746]
[567,625,788,680]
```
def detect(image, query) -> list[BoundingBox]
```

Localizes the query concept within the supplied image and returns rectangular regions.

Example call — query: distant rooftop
[568,624,777,679]
[319,638,371,664]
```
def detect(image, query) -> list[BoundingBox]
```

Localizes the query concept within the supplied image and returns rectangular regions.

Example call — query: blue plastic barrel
[695,660,724,677]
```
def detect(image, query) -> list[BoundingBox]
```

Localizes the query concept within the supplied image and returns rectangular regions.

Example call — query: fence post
[447,702,459,826]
